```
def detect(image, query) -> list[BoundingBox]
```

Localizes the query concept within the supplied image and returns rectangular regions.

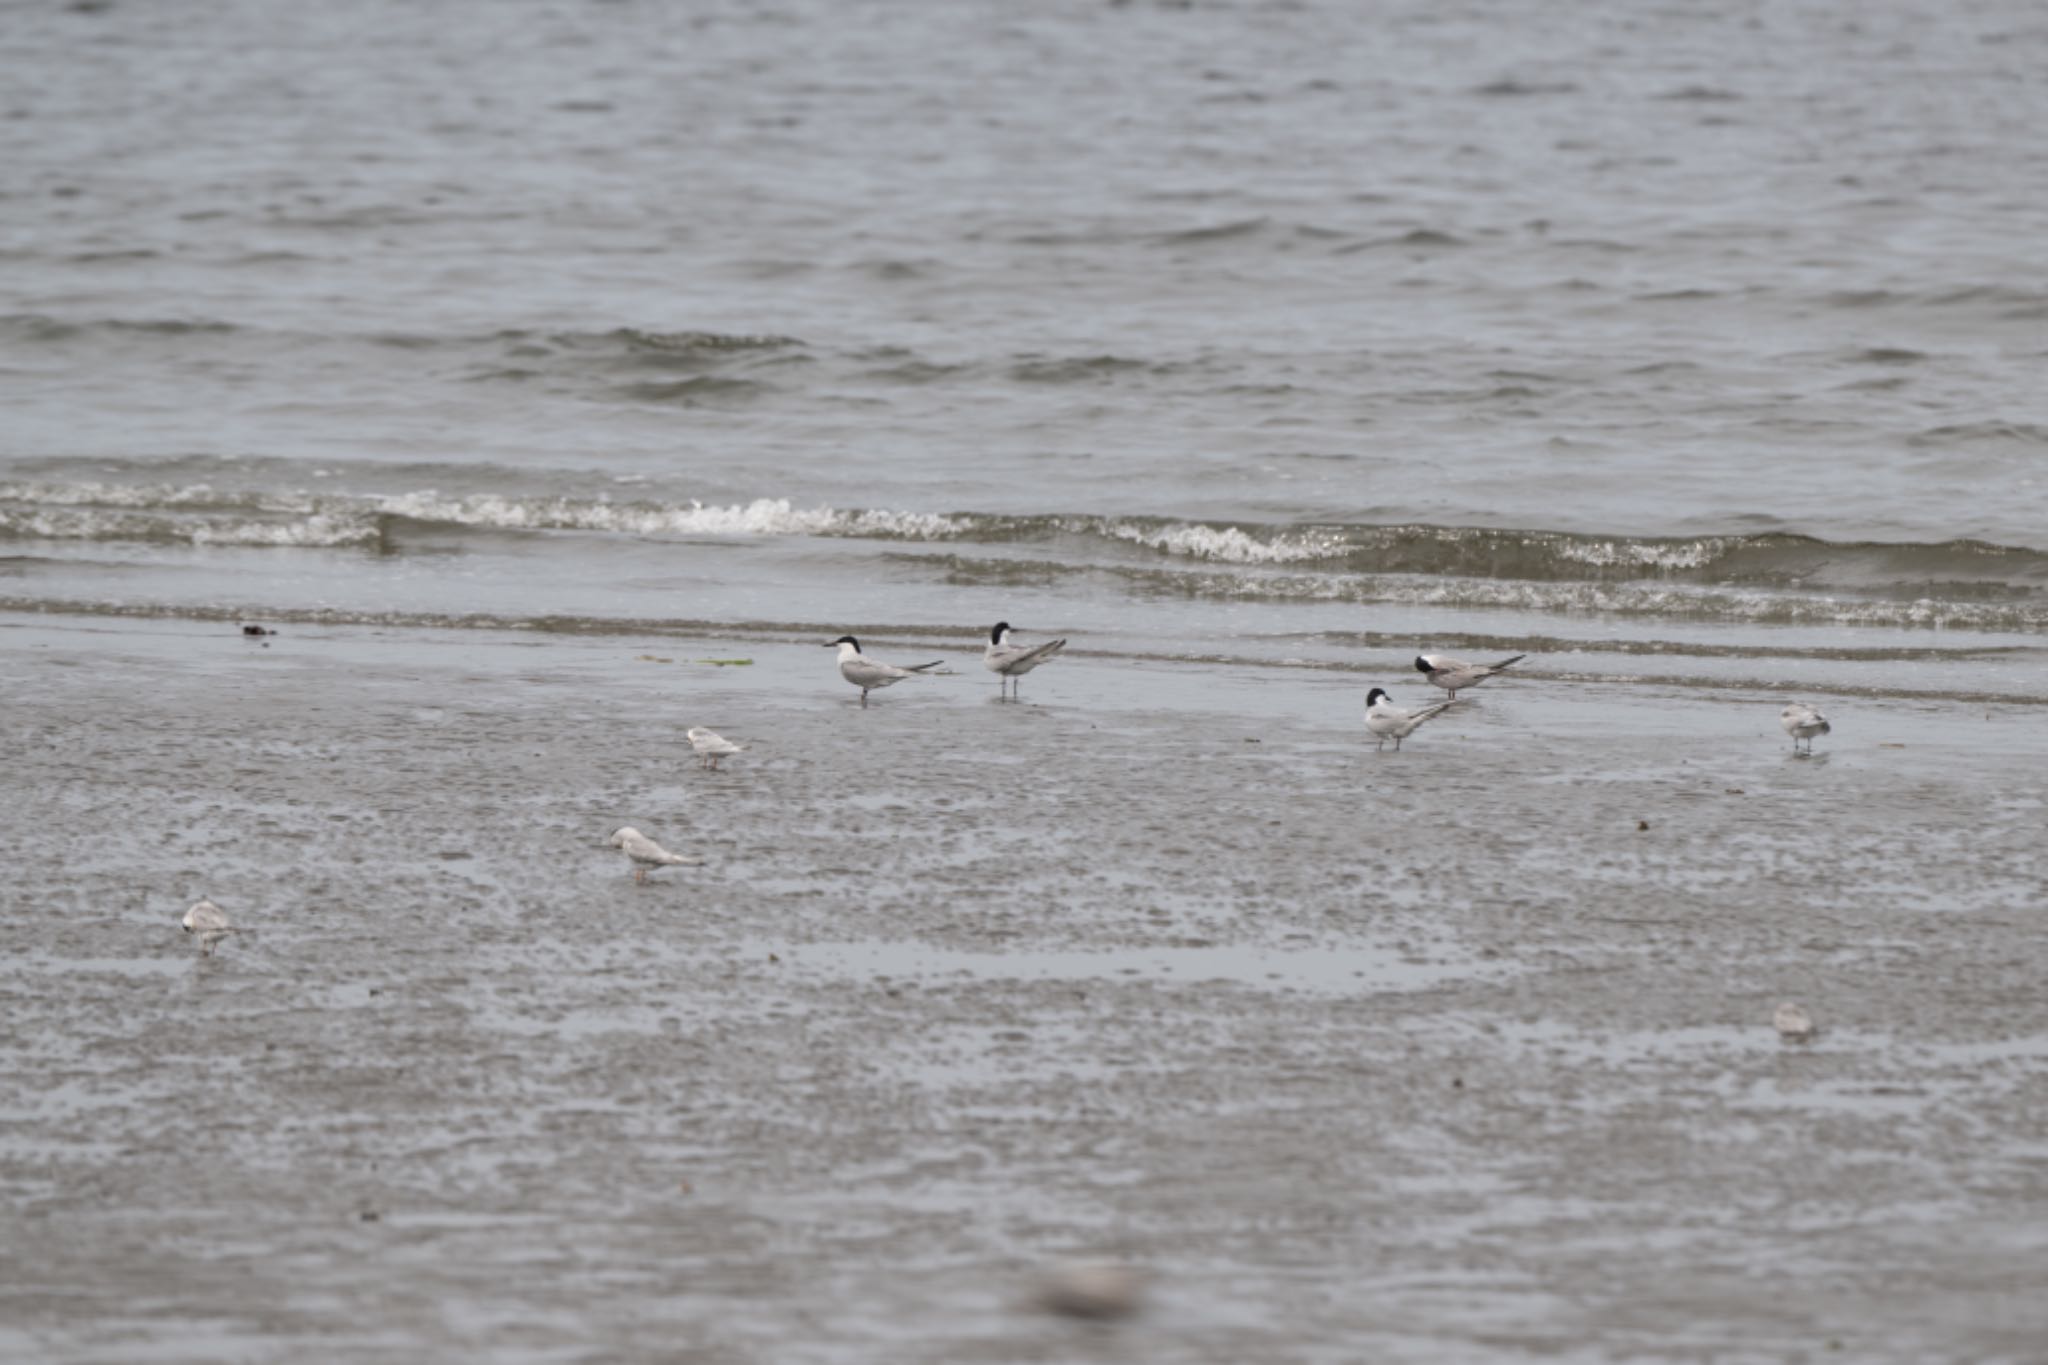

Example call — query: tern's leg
[634,867,646,884]
[860,689,869,708]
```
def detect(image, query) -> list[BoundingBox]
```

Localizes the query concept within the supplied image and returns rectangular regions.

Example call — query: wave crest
[3,480,2043,611]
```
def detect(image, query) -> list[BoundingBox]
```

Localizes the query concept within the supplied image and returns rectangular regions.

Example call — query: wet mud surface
[3,619,2045,1362]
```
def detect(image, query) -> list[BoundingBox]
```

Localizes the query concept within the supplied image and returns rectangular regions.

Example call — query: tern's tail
[1415,700,1457,724]
[906,660,944,673]
[1488,654,1527,672]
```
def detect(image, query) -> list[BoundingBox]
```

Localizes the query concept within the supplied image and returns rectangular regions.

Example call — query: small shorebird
[1415,651,1527,699]
[686,726,745,770]
[1774,1002,1816,1041]
[982,621,1066,699]
[1365,687,1456,751]
[828,635,942,707]
[1780,702,1831,754]
[606,826,704,884]
[182,897,233,956]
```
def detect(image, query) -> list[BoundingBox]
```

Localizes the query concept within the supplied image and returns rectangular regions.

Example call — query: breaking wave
[2,480,2043,622]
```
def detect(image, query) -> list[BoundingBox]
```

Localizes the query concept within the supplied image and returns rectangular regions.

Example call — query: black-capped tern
[1365,687,1456,751]
[982,621,1066,699]
[1415,651,1526,699]
[828,635,942,707]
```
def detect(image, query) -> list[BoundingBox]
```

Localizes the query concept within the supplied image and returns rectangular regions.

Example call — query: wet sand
[3,614,2045,1362]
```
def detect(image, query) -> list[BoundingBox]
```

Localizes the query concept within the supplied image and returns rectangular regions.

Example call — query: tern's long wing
[842,658,912,686]
[987,639,1066,674]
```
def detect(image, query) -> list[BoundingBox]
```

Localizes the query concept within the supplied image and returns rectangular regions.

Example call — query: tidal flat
[2,615,2044,1362]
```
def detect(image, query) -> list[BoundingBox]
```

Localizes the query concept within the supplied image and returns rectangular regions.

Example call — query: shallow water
[4,0,2047,1358]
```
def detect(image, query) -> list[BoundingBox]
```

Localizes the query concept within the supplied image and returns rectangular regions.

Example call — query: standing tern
[982,621,1066,699]
[828,635,942,707]
[182,897,233,956]
[686,726,745,770]
[606,826,704,884]
[1415,652,1527,699]
[1779,702,1830,754]
[1365,687,1457,751]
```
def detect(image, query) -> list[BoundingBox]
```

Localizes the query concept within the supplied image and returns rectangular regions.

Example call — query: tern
[982,621,1066,699]
[1774,1002,1816,1041]
[181,897,233,956]
[828,635,942,706]
[606,826,704,884]
[1415,651,1527,699]
[1365,687,1456,751]
[686,726,746,770]
[1780,702,1830,754]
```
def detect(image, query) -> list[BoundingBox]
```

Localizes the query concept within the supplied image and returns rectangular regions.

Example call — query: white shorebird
[686,726,745,770]
[1365,687,1456,751]
[828,635,942,707]
[182,897,233,956]
[982,621,1066,699]
[606,826,704,884]
[1415,651,1527,699]
[1774,1002,1816,1041]
[1780,702,1831,753]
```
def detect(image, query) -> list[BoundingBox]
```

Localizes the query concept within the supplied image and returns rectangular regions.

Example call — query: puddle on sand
[748,937,1509,995]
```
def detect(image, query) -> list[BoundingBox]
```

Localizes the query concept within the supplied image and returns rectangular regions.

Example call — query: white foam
[1553,536,1728,570]
[1105,520,1343,564]
[0,480,316,514]
[0,506,379,548]
[374,492,964,540]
